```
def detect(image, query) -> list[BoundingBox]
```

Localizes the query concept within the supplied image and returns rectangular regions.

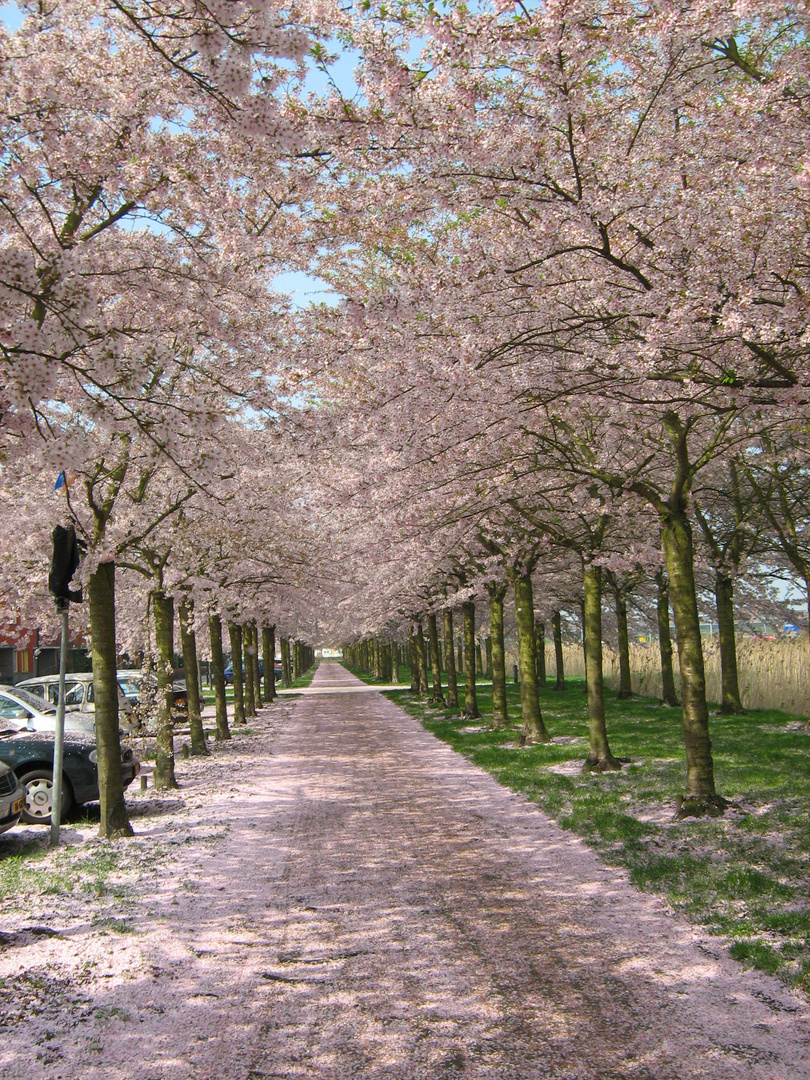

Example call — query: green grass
[383,669,810,996]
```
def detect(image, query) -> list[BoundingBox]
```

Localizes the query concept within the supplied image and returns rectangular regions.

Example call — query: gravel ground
[0,661,808,1080]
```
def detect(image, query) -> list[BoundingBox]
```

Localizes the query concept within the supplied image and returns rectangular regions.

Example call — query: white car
[0,685,109,736]
[18,674,134,719]
[0,759,25,834]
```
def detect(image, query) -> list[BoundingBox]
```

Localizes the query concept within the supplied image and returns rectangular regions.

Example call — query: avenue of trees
[0,0,809,834]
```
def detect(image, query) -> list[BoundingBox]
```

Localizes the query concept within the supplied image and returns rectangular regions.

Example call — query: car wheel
[19,769,74,825]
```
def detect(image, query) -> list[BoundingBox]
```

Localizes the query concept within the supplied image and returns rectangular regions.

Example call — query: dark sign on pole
[49,525,82,607]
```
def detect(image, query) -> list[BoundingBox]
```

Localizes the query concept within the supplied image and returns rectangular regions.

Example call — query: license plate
[11,797,24,814]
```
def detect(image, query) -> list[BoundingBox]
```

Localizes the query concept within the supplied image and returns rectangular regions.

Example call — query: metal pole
[49,603,69,848]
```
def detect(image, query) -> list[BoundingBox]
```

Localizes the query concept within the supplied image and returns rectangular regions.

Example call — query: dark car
[223,659,266,685]
[0,729,139,825]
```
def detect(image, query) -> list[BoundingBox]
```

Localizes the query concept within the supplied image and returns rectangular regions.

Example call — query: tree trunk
[209,614,231,741]
[615,588,633,700]
[262,625,276,703]
[457,635,464,674]
[485,635,492,679]
[552,611,565,690]
[179,600,208,756]
[88,561,133,838]
[443,609,459,710]
[229,622,246,725]
[513,572,549,743]
[662,509,723,810]
[535,621,547,687]
[656,571,679,706]
[250,625,262,709]
[280,635,291,688]
[153,590,179,789]
[243,625,256,717]
[462,601,480,719]
[488,585,508,728]
[582,565,620,772]
[715,571,744,714]
[427,614,444,703]
[415,622,429,694]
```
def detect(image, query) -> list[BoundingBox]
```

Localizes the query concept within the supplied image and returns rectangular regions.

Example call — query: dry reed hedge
[534,636,810,716]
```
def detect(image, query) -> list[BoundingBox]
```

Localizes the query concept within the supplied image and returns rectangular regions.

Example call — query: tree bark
[208,614,231,741]
[153,590,178,789]
[457,635,464,674]
[513,572,550,743]
[88,561,132,838]
[250,625,262,709]
[535,621,547,687]
[582,565,620,771]
[662,509,722,807]
[443,609,459,710]
[427,614,444,703]
[488,585,508,728]
[656,571,679,706]
[280,636,291,688]
[415,622,429,694]
[552,611,565,690]
[715,570,745,714]
[229,622,246,724]
[179,600,208,756]
[462,601,480,719]
[243,625,256,717]
[614,588,633,700]
[262,625,276,703]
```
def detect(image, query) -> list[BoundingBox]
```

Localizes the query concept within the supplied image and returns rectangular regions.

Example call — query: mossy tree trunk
[229,622,245,724]
[262,625,276,703]
[250,625,262,709]
[457,635,464,674]
[462,601,480,719]
[408,630,418,690]
[243,625,256,717]
[582,565,620,772]
[552,611,565,690]
[209,613,231,741]
[415,622,429,695]
[655,571,679,706]
[661,509,721,806]
[715,570,745,714]
[89,561,133,838]
[488,584,508,728]
[513,572,550,743]
[535,621,547,687]
[179,599,208,756]
[613,585,633,700]
[427,614,444,703]
[153,590,179,790]
[280,636,291,688]
[443,609,459,710]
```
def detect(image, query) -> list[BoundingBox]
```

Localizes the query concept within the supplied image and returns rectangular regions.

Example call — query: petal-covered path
[1,661,809,1080]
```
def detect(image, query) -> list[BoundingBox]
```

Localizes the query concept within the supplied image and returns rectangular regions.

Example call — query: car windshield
[117,679,140,697]
[7,687,56,713]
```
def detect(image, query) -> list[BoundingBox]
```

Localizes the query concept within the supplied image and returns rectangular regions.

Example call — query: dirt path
[1,661,808,1080]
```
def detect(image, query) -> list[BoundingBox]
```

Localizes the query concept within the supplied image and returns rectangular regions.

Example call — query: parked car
[116,670,188,723]
[0,729,139,825]
[224,659,272,685]
[19,673,134,719]
[0,760,25,834]
[0,685,97,735]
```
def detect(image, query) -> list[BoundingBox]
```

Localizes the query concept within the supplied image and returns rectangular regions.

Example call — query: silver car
[0,685,97,735]
[0,759,25,834]
[17,674,134,719]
